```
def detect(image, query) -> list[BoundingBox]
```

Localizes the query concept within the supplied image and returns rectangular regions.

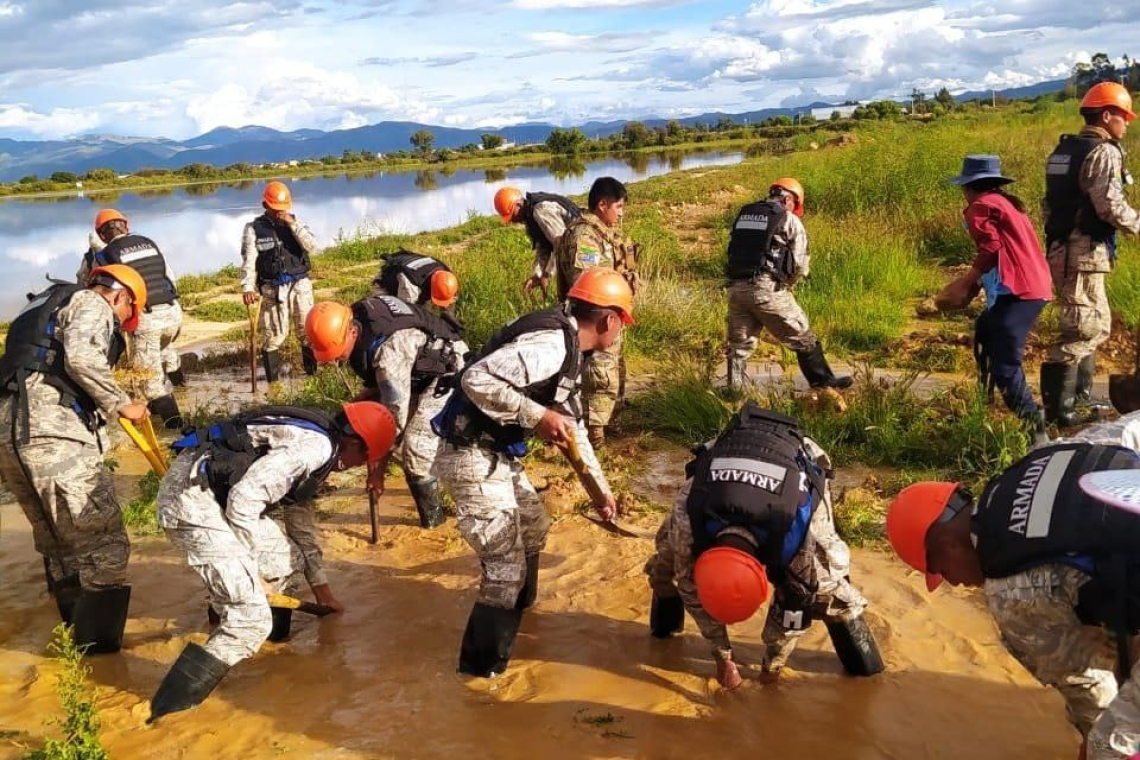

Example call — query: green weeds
[23,625,109,760]
[121,471,161,534]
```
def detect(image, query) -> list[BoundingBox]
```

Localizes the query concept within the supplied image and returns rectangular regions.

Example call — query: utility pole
[991,89,996,108]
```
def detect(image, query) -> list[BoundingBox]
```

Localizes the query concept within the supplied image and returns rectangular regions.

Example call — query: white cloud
[511,0,691,7]
[0,104,102,138]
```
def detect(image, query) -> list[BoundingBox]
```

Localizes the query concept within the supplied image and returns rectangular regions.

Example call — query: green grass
[122,471,161,534]
[188,300,247,322]
[176,264,241,297]
[23,624,109,760]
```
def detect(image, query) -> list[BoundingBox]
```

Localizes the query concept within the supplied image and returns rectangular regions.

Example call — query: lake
[0,149,742,318]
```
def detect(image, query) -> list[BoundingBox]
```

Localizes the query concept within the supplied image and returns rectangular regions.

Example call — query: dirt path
[0,451,1078,759]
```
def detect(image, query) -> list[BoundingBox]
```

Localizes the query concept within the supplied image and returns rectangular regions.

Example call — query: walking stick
[247,298,262,394]
[369,489,380,545]
[120,418,168,476]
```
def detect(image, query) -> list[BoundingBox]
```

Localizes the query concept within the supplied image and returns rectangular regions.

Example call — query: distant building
[810,104,860,121]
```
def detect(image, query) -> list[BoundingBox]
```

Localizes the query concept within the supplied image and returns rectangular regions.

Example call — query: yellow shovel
[120,418,168,476]
[247,298,262,394]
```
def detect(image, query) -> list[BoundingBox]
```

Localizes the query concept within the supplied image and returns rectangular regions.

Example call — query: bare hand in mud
[367,460,387,497]
[312,584,345,614]
[117,402,148,422]
[716,658,743,690]
[535,409,575,444]
[242,291,260,306]
[594,492,617,522]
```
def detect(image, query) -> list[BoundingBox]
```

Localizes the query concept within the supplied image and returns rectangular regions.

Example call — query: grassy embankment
[146,100,1140,543]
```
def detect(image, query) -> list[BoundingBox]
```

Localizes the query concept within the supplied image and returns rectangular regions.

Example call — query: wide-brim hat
[948,154,1014,186]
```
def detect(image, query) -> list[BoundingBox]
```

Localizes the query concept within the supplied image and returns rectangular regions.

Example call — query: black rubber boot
[649,593,685,638]
[727,356,748,392]
[301,345,318,376]
[148,643,230,723]
[516,554,539,611]
[72,585,131,654]
[1023,409,1050,447]
[262,350,281,383]
[826,615,884,676]
[148,394,184,431]
[267,608,293,642]
[457,602,522,678]
[1076,353,1111,418]
[167,369,187,387]
[795,344,853,390]
[54,575,81,625]
[408,477,447,529]
[1040,361,1095,427]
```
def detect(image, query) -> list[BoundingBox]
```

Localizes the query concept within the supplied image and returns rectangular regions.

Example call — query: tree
[830,110,842,121]
[18,174,38,184]
[49,171,77,183]
[715,116,736,131]
[409,129,435,157]
[622,121,650,149]
[545,127,587,155]
[1071,52,1119,93]
[82,168,116,182]
[666,119,684,138]
[935,87,955,110]
[480,133,504,150]
[910,88,928,114]
[771,115,793,127]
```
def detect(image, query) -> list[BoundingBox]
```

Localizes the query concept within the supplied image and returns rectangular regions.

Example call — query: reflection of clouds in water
[0,152,741,316]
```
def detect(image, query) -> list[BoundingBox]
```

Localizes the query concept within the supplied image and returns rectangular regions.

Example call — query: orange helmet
[1081,82,1136,122]
[341,401,398,463]
[493,186,524,222]
[770,177,805,217]
[94,208,127,231]
[566,267,635,325]
[88,264,148,332]
[305,301,355,362]
[429,270,459,308]
[693,547,770,624]
[263,181,293,211]
[885,481,962,591]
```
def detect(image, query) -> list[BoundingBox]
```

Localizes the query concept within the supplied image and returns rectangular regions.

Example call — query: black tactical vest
[251,215,310,286]
[173,405,341,508]
[974,443,1140,579]
[725,200,795,283]
[433,304,581,454]
[686,402,826,574]
[373,250,451,305]
[0,283,125,425]
[522,192,580,247]
[93,234,177,308]
[347,295,464,392]
[1044,135,1119,248]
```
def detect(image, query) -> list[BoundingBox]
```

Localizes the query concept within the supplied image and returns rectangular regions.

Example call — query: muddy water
[0,442,1078,760]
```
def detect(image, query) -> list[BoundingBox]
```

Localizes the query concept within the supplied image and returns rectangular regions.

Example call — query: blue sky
[0,0,1134,140]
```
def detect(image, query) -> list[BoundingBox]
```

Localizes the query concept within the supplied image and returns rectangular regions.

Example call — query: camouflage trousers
[727,278,817,358]
[0,397,129,590]
[158,451,305,666]
[260,278,314,352]
[582,330,624,429]
[985,564,1140,757]
[1048,249,1111,364]
[433,443,550,608]
[398,382,448,481]
[132,301,183,400]
[645,480,866,669]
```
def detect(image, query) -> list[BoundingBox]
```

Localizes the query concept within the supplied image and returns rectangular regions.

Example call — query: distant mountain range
[0,79,1067,183]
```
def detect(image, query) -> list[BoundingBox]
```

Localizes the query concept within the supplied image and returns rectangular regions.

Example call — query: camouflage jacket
[554,212,640,300]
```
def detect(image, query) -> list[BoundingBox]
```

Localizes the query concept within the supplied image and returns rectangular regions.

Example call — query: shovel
[1109,324,1140,413]
[247,298,262,395]
[120,418,168,476]
[558,435,653,539]
[266,593,337,617]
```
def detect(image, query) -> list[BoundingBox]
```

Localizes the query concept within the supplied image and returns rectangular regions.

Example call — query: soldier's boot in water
[148,394,184,430]
[1041,361,1098,427]
[516,554,540,611]
[72,585,132,654]
[148,643,230,723]
[262,350,281,383]
[457,602,522,678]
[826,614,884,677]
[1075,353,1111,418]
[649,593,685,638]
[795,344,853,390]
[408,477,447,529]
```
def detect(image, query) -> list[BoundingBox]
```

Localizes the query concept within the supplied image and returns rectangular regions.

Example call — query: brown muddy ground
[0,436,1079,759]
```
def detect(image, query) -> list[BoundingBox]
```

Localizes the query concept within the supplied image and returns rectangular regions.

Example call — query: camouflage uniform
[0,289,131,590]
[240,219,320,352]
[555,212,638,432]
[529,199,577,283]
[79,234,183,400]
[987,417,1140,757]
[1047,126,1140,364]
[644,436,867,671]
[726,209,818,360]
[370,329,468,481]
[156,423,331,666]
[433,327,609,609]
[373,270,424,304]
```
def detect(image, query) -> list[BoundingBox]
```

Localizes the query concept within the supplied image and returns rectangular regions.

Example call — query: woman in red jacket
[940,155,1053,442]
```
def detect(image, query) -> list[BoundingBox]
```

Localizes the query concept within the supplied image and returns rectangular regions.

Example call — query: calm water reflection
[0,149,741,317]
